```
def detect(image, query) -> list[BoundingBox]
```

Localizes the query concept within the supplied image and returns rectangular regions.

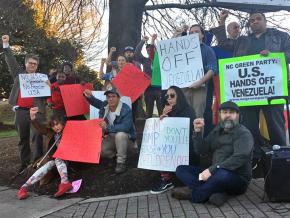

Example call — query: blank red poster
[60,84,89,117]
[112,64,151,102]
[53,119,102,163]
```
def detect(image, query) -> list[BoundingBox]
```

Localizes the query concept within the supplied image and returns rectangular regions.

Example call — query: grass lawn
[0,129,17,138]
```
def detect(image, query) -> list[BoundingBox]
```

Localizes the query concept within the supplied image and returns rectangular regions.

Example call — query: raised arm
[98,58,107,79]
[2,35,22,78]
[106,47,116,66]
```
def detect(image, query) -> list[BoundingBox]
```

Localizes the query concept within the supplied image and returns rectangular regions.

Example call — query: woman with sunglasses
[17,107,72,200]
[151,86,200,194]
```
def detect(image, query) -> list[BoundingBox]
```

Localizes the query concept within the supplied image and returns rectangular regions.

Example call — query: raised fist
[110,47,116,53]
[220,10,229,21]
[2,35,9,44]
[101,58,107,64]
[151,34,157,41]
[143,36,149,41]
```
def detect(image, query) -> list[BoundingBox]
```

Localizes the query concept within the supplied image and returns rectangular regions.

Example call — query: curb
[79,191,151,204]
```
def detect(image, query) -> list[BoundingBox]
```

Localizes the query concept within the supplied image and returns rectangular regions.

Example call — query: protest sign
[89,91,132,119]
[53,119,103,163]
[151,52,161,86]
[216,0,290,6]
[19,73,51,98]
[60,84,89,117]
[138,117,189,172]
[112,64,151,102]
[219,53,288,106]
[156,34,204,90]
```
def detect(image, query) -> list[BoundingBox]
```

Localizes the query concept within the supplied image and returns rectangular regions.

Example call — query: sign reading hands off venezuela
[112,64,150,102]
[157,34,204,90]
[219,53,288,106]
[138,117,189,172]
[53,119,102,164]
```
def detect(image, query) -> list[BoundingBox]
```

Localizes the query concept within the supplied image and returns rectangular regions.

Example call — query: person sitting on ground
[47,71,67,117]
[17,107,72,200]
[83,86,136,174]
[172,101,253,206]
[151,86,199,194]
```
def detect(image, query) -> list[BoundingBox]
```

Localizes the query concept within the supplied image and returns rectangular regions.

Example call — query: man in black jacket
[172,101,253,206]
[211,11,290,168]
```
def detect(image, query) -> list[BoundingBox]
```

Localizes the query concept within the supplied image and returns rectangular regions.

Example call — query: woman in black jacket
[151,86,199,194]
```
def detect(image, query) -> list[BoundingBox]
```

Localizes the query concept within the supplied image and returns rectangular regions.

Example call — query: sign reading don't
[138,117,190,172]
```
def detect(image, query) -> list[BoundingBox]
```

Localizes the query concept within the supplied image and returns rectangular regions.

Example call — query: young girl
[17,107,72,200]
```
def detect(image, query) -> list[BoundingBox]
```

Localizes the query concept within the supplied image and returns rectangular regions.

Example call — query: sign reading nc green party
[219,53,288,106]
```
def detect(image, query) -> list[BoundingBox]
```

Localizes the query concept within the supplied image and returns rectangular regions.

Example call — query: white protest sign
[219,53,288,106]
[156,34,204,90]
[138,117,189,172]
[216,0,290,6]
[90,91,132,119]
[19,73,51,98]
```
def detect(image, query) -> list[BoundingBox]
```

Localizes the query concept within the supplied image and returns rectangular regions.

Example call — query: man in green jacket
[172,101,254,206]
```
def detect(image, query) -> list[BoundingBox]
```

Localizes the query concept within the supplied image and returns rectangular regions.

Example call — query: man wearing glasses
[2,35,45,172]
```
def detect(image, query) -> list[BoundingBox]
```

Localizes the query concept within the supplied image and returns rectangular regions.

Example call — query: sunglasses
[165,93,176,99]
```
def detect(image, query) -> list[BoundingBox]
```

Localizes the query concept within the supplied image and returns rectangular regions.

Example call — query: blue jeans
[176,165,248,203]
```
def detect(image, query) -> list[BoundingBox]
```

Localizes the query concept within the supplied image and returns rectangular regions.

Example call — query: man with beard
[171,101,253,206]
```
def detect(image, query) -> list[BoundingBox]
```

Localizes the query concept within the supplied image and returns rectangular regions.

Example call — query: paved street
[41,179,290,218]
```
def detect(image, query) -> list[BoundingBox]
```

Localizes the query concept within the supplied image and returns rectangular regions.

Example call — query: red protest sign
[81,82,94,92]
[60,84,89,117]
[53,119,103,163]
[112,64,151,102]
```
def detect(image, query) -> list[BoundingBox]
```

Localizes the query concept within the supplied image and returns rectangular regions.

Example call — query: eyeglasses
[28,62,38,66]
[165,93,176,99]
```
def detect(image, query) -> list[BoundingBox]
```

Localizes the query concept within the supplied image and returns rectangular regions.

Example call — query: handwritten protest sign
[19,73,51,98]
[60,84,89,117]
[152,52,161,86]
[138,117,189,172]
[216,0,290,6]
[156,34,204,90]
[112,64,151,102]
[219,53,288,106]
[89,91,132,119]
[53,119,102,163]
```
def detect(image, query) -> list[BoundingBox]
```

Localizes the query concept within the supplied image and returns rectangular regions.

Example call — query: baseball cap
[104,86,120,97]
[219,101,239,113]
[124,46,134,52]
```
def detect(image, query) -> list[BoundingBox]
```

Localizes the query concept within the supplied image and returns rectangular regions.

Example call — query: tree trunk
[108,0,147,57]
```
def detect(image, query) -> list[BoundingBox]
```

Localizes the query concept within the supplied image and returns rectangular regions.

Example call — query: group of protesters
[2,9,290,206]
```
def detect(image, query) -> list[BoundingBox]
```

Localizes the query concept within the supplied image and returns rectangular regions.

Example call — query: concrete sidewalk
[1,179,290,218]
[0,186,82,218]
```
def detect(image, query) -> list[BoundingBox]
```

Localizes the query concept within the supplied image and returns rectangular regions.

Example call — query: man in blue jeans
[172,101,254,206]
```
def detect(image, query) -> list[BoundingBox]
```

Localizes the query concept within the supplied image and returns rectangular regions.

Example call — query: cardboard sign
[112,64,151,102]
[53,119,102,163]
[138,117,190,172]
[156,34,204,90]
[219,53,288,106]
[19,73,51,98]
[60,84,89,117]
[89,91,132,119]
[216,0,290,6]
[151,52,161,86]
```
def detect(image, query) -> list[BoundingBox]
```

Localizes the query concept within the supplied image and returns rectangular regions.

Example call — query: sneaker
[115,163,127,174]
[150,178,174,194]
[171,186,192,200]
[54,182,73,198]
[252,158,261,170]
[208,192,229,206]
[17,187,28,200]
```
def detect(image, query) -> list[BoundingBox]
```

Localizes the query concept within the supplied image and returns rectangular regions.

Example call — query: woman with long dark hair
[151,86,200,194]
